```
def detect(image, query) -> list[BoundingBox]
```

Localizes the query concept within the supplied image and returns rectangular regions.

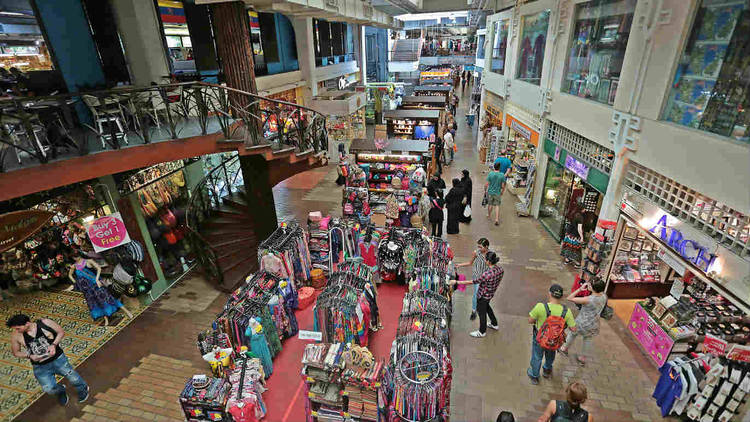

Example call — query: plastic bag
[463,205,472,218]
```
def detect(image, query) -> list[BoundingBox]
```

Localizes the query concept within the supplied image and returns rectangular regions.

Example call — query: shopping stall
[419,69,451,84]
[383,109,441,140]
[309,90,367,158]
[608,190,750,420]
[538,139,608,242]
[413,85,452,102]
[365,83,405,124]
[400,96,447,111]
[419,78,452,85]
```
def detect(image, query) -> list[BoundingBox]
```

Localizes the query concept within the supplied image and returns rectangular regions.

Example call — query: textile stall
[258,222,312,290]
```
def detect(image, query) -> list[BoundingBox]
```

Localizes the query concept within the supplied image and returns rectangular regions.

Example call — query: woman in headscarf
[459,169,473,223]
[445,178,464,235]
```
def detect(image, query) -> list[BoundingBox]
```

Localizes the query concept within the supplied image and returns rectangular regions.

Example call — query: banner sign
[727,344,750,362]
[565,154,590,181]
[0,210,54,253]
[86,213,131,253]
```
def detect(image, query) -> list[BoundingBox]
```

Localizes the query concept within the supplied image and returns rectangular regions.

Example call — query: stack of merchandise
[179,376,231,421]
[343,187,371,224]
[308,213,333,278]
[257,221,312,290]
[226,357,268,421]
[302,343,384,422]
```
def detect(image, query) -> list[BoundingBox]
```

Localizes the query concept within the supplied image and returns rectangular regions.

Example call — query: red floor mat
[263,283,406,421]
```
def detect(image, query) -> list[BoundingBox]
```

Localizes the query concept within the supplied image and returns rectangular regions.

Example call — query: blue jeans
[471,284,478,312]
[32,353,88,401]
[528,332,556,379]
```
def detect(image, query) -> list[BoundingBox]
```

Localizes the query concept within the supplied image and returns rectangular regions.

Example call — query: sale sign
[702,334,728,357]
[86,213,131,253]
[727,344,750,363]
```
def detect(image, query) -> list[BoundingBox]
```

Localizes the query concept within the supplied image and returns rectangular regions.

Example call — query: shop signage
[553,146,561,161]
[727,344,750,363]
[657,249,686,276]
[298,330,323,341]
[86,213,131,253]
[510,120,532,140]
[0,210,54,253]
[564,155,590,180]
[649,214,717,272]
[703,334,729,356]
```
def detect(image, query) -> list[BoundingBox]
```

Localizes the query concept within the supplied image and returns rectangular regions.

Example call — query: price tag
[375,382,381,387]
[727,344,750,363]
[298,330,323,341]
[343,412,350,417]
[308,392,316,398]
[306,377,314,382]
[311,411,319,417]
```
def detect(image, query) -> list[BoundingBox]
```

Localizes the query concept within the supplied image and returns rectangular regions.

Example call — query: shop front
[400,95,447,110]
[308,90,366,158]
[482,90,504,129]
[538,138,608,242]
[502,112,540,214]
[383,109,441,140]
[413,85,452,102]
[608,189,750,372]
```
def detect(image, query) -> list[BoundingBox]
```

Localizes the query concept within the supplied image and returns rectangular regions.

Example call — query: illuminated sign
[564,155,590,180]
[649,214,717,272]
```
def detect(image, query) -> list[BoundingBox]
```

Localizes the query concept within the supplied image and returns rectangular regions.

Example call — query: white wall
[110,0,170,86]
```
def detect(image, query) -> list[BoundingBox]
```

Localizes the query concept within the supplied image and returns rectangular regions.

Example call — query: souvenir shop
[419,69,451,85]
[481,90,504,129]
[400,96,447,111]
[538,138,607,243]
[309,90,367,158]
[345,139,430,228]
[383,110,442,140]
[365,83,405,124]
[606,191,750,421]
[412,85,452,102]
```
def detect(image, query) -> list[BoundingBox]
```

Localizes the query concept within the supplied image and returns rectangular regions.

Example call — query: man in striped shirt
[450,251,504,338]
[456,238,491,320]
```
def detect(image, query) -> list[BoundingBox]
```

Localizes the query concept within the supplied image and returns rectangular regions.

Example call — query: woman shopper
[445,178,464,235]
[427,187,444,238]
[459,169,473,223]
[559,277,607,366]
[449,251,503,338]
[456,238,490,321]
[538,381,593,422]
[561,206,585,268]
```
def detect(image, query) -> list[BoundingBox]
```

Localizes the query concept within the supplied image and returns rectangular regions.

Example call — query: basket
[298,287,317,309]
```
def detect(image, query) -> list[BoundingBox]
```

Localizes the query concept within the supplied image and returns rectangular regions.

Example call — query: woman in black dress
[427,187,445,238]
[459,169,472,223]
[445,178,464,235]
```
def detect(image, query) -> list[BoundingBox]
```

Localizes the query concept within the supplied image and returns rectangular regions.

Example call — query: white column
[110,0,170,86]
[360,25,367,84]
[293,17,317,98]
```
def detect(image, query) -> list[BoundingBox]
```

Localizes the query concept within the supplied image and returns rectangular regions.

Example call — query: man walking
[493,150,513,177]
[527,285,576,385]
[485,162,506,226]
[7,314,90,405]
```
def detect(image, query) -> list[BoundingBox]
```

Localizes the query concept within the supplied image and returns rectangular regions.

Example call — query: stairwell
[391,38,423,62]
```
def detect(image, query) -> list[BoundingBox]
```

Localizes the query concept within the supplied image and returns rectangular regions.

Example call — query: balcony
[0,82,329,201]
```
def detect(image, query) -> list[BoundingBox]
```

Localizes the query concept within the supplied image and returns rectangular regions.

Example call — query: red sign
[702,334,728,356]
[727,344,750,363]
[596,219,617,230]
[86,213,131,253]
[0,210,54,253]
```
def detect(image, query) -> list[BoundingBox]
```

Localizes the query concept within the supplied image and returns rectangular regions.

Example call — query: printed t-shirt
[529,302,577,330]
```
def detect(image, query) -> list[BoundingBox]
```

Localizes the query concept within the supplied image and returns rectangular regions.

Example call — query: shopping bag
[481,192,488,207]
[463,205,472,218]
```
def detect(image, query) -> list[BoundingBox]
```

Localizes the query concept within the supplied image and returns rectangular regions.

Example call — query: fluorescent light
[83,216,95,223]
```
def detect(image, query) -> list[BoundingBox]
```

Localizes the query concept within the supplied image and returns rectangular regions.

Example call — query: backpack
[535,303,568,350]
[552,400,588,422]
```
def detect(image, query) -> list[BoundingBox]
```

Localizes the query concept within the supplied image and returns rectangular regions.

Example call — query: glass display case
[516,10,551,85]
[563,0,636,105]
[663,0,750,143]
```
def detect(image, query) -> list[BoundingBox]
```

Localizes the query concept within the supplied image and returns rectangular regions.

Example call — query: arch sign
[86,213,131,253]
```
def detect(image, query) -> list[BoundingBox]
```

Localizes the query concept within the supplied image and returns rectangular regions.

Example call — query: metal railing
[0,81,328,173]
[420,48,476,57]
[315,52,356,67]
[185,154,245,292]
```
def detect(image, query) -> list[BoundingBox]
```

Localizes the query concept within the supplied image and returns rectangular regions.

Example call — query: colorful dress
[74,261,123,320]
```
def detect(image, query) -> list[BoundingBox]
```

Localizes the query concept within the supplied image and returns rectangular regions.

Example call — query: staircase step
[220,257,259,291]
[202,229,256,244]
[210,236,258,251]
[216,246,253,268]
[222,192,250,212]
[201,217,246,229]
[213,205,253,220]
[222,252,257,274]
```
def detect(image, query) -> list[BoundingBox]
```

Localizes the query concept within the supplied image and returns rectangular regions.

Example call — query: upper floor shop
[481,0,750,214]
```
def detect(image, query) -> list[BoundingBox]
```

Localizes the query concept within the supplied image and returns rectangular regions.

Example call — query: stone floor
[17,86,682,422]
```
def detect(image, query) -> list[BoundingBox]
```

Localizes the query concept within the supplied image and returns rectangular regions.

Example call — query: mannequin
[68,254,133,326]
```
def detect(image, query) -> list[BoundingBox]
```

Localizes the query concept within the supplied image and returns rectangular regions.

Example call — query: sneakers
[469,330,486,338]
[57,391,69,406]
[78,385,90,403]
[470,311,477,321]
[488,323,500,330]
[526,369,539,385]
[542,368,552,379]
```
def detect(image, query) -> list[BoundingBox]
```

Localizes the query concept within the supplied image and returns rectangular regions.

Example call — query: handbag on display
[113,264,134,285]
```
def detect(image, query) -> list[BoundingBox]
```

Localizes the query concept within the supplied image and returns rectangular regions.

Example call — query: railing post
[223,161,231,195]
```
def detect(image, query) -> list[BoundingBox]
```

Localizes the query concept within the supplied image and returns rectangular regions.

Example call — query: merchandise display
[327,108,366,144]
[258,222,312,290]
[383,110,441,140]
[412,85,452,102]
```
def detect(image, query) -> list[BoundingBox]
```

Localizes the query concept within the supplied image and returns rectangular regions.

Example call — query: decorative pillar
[211,2,257,99]
[239,154,278,240]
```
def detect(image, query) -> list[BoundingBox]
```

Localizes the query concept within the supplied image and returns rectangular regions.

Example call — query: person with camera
[559,277,608,366]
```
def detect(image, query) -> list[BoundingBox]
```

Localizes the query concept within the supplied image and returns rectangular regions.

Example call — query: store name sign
[0,210,54,253]
[510,120,532,140]
[86,213,131,253]
[564,155,590,180]
[649,214,717,272]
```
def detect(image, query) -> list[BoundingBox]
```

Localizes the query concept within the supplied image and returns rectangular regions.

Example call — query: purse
[600,303,614,320]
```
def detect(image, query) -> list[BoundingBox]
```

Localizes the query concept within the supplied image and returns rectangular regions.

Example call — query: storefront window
[540,160,568,239]
[157,1,196,75]
[0,0,54,74]
[476,33,486,59]
[563,0,636,105]
[539,159,602,241]
[490,20,509,74]
[516,10,550,85]
[663,0,750,143]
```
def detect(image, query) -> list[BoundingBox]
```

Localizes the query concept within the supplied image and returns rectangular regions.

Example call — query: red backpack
[535,303,568,350]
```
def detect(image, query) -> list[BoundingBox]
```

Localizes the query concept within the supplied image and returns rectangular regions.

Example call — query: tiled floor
[18,86,682,421]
